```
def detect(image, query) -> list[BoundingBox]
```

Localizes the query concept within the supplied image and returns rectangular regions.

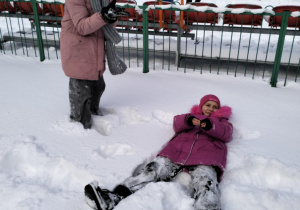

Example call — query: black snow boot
[84,181,132,210]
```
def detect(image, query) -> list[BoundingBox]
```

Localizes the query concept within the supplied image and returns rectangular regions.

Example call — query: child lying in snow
[84,94,233,210]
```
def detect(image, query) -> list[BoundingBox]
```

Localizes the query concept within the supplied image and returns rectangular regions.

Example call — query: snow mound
[0,141,98,192]
[115,182,195,210]
[221,155,300,210]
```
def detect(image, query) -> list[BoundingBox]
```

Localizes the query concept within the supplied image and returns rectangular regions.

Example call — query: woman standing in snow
[60,0,126,129]
[85,94,233,210]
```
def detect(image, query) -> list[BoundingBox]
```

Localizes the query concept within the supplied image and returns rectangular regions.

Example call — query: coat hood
[190,105,232,119]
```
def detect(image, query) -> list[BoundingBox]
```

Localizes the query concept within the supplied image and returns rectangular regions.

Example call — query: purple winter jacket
[157,106,233,181]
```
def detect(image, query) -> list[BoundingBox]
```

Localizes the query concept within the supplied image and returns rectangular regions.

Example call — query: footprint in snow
[233,127,261,140]
[93,143,135,159]
[152,110,174,126]
[92,116,113,136]
[117,107,151,125]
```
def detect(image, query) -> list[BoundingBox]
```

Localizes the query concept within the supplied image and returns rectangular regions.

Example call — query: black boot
[90,76,105,117]
[80,100,92,129]
[69,78,92,129]
[84,181,132,210]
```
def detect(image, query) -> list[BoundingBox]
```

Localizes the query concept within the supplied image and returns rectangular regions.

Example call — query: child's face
[202,101,219,116]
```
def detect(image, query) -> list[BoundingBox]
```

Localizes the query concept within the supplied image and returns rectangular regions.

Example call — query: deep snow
[1,0,300,210]
[1,53,300,210]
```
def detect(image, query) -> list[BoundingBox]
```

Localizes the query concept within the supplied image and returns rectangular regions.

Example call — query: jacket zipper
[183,133,199,165]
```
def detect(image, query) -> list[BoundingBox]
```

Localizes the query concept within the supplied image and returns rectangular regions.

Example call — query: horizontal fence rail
[0,0,300,87]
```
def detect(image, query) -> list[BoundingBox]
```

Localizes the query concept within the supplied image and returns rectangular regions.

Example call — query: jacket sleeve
[67,0,108,35]
[202,117,233,143]
[173,114,194,133]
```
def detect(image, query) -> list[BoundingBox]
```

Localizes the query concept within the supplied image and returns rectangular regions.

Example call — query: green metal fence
[1,0,300,87]
[0,0,63,60]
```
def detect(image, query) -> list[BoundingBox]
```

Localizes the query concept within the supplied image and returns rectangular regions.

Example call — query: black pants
[69,75,105,128]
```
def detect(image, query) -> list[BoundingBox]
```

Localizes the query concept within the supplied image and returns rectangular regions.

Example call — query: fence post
[31,0,45,61]
[270,11,289,87]
[143,4,149,73]
[175,26,182,67]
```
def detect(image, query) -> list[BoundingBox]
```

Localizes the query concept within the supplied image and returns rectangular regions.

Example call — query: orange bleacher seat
[224,4,263,26]
[269,5,300,28]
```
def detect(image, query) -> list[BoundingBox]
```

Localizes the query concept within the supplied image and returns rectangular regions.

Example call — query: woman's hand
[192,118,207,128]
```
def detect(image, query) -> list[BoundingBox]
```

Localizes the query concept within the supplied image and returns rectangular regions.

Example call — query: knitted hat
[199,94,221,109]
[190,95,232,119]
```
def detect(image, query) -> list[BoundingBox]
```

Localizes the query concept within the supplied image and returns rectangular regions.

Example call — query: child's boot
[84,181,132,210]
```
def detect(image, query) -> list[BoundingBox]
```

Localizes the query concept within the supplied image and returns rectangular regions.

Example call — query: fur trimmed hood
[190,105,232,119]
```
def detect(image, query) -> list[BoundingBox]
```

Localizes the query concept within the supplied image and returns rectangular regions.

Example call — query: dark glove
[186,114,196,126]
[101,0,118,24]
[200,118,213,131]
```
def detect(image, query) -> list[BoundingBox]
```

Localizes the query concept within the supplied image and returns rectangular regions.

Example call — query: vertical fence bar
[31,0,45,61]
[7,8,17,54]
[209,12,216,73]
[0,27,4,53]
[252,22,263,79]
[161,11,165,69]
[263,20,273,79]
[284,17,299,86]
[296,58,300,82]
[245,16,254,76]
[15,0,25,55]
[52,1,60,59]
[135,11,139,67]
[142,4,149,73]
[217,15,225,75]
[20,3,29,57]
[234,14,244,77]
[200,13,207,73]
[227,15,235,75]
[29,18,38,57]
[193,13,200,72]
[183,11,189,72]
[153,7,156,70]
[270,10,289,87]
[175,24,181,70]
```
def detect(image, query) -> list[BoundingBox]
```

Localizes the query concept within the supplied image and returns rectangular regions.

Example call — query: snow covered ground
[1,52,300,210]
[1,0,300,210]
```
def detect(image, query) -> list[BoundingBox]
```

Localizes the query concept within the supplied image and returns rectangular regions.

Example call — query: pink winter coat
[158,106,233,181]
[60,0,113,80]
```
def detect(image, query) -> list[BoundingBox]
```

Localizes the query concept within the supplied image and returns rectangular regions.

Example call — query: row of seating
[1,1,300,29]
[0,1,64,19]
[117,1,300,29]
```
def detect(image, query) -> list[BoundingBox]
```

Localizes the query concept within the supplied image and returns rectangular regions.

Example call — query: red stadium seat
[43,3,64,16]
[13,2,44,15]
[269,5,300,28]
[224,4,263,26]
[0,1,16,13]
[116,0,140,21]
[184,2,218,24]
[139,1,176,30]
